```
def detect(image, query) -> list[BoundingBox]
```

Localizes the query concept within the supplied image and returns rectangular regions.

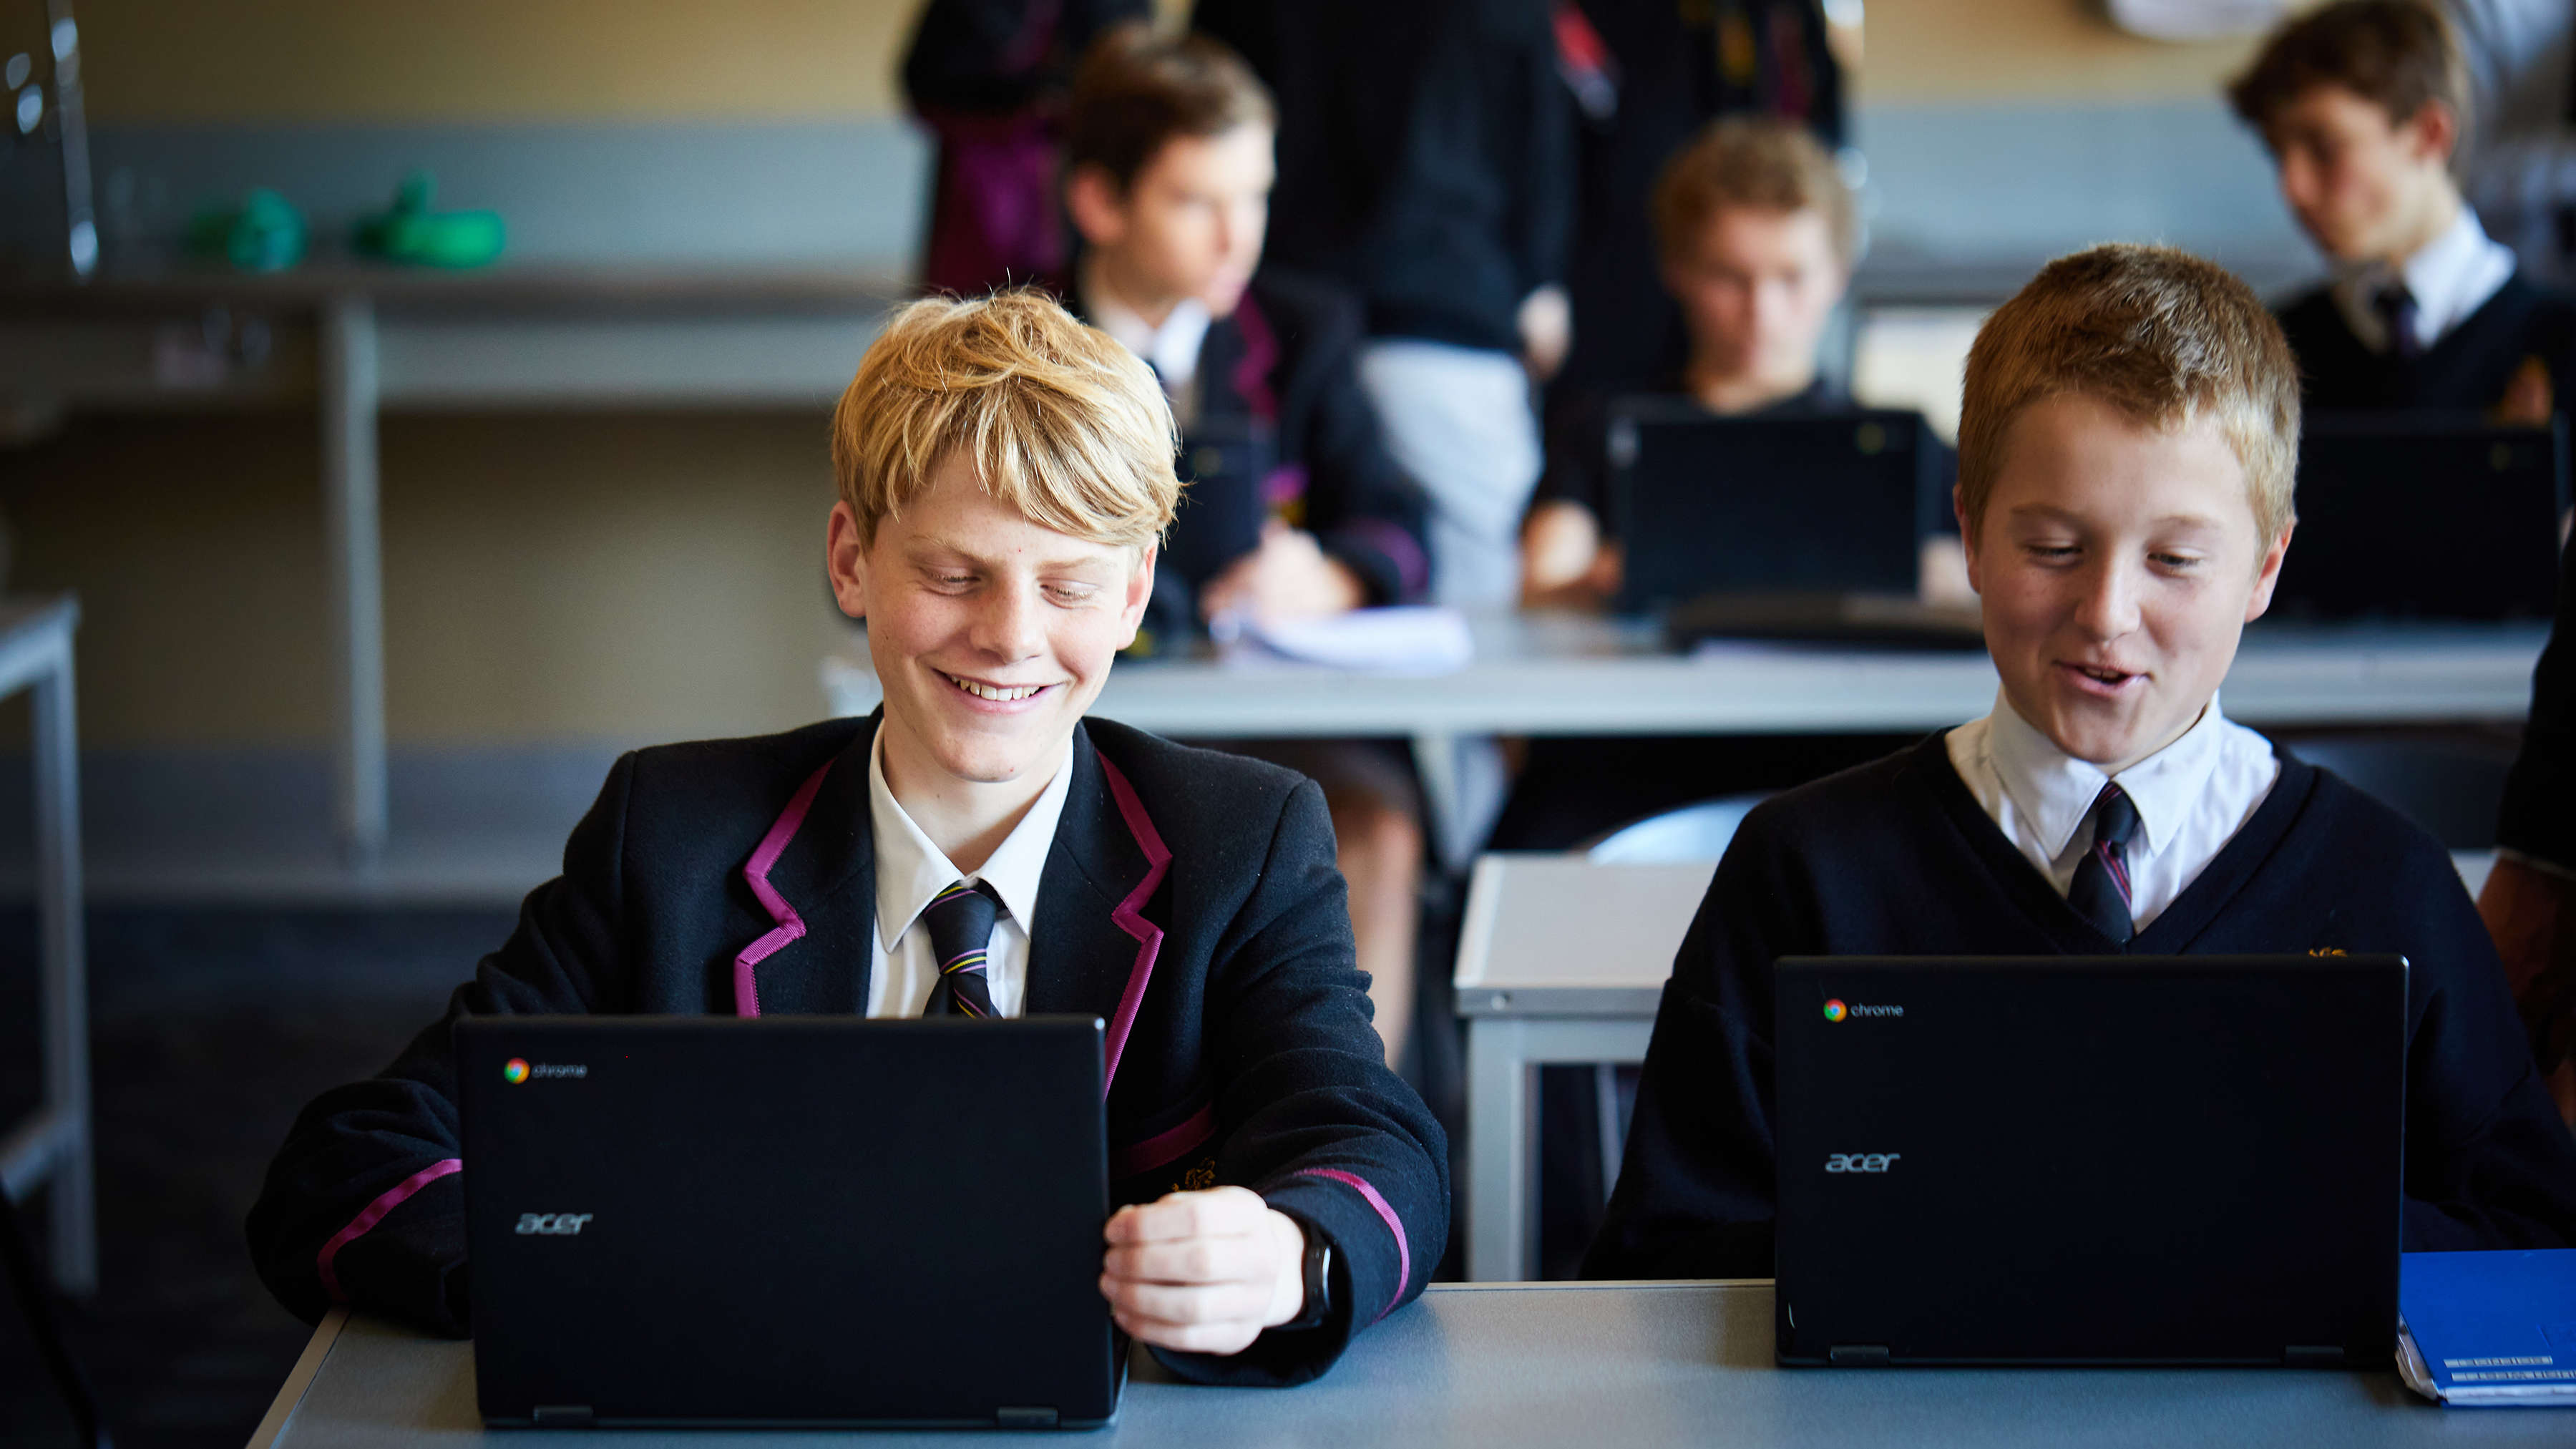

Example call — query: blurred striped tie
[921,879,1001,1018]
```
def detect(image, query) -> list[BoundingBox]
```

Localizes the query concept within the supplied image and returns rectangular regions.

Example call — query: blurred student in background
[1193,0,1574,606]
[1057,24,1433,1069]
[1521,115,1853,610]
[2229,0,2576,423]
[903,0,1150,296]
[1551,0,1852,404]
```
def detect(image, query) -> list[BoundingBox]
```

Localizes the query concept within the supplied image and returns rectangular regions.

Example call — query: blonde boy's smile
[1965,392,2291,777]
[827,451,1152,811]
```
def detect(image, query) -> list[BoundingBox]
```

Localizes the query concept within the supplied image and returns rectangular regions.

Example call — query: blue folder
[2396,1250,2576,1405]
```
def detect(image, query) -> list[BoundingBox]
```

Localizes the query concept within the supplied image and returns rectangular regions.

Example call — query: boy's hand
[1200,523,1365,623]
[1101,1186,1307,1355]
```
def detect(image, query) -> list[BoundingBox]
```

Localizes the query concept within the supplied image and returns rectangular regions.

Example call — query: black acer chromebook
[1606,401,1946,618]
[2270,413,2567,623]
[457,1015,1118,1428]
[1772,955,2408,1368]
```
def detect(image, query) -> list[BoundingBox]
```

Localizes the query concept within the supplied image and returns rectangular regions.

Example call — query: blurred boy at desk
[1521,115,1855,610]
[2230,0,2576,424]
[1586,243,2576,1278]
[1054,25,1433,1068]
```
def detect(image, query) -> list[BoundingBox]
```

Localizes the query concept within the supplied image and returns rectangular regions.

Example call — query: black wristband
[1277,1219,1334,1332]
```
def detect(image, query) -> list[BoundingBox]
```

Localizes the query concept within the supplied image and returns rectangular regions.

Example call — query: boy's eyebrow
[905,535,1123,574]
[2005,504,2232,532]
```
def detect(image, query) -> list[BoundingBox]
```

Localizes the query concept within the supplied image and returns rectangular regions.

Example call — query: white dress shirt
[1084,277,1214,426]
[1945,693,2281,932]
[864,731,1074,1018]
[2331,204,2519,355]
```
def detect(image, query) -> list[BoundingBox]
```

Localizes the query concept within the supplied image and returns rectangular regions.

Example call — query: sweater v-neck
[1896,733,2321,954]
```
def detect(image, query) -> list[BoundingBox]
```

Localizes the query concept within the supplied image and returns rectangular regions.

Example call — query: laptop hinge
[2284,1345,2346,1368]
[530,1405,595,1427]
[997,1406,1060,1429]
[1828,1345,1891,1367]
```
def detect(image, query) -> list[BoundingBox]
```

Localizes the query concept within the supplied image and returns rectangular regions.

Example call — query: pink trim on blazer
[1093,753,1172,1096]
[733,760,836,1017]
[1113,1101,1217,1179]
[316,1157,462,1304]
[1296,1167,1412,1322]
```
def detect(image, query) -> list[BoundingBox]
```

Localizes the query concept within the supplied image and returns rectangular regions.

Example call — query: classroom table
[0,596,91,1292]
[245,1281,2562,1448]
[821,615,2550,867]
[2,265,906,864]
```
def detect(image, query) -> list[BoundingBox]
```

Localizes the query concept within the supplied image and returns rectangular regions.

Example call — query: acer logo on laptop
[1824,1153,1901,1174]
[515,1213,595,1236]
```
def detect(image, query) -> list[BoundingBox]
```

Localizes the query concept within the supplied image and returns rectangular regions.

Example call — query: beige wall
[1861,0,2299,107]
[78,0,1193,125]
[10,411,847,749]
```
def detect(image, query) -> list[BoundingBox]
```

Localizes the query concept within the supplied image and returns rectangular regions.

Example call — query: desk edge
[244,1308,348,1449]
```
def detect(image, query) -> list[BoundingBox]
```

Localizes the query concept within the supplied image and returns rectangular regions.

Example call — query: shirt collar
[867,728,1074,952]
[1080,270,1211,394]
[2333,205,2516,351]
[1982,691,2234,860]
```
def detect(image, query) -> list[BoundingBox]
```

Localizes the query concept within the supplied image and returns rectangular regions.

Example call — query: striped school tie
[920,879,1002,1019]
[2068,784,2142,945]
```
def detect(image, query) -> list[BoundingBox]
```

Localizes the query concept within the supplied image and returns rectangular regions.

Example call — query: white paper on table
[1216,606,1474,675]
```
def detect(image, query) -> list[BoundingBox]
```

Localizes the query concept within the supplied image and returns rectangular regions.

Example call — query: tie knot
[924,878,1000,937]
[2090,784,2141,852]
[2372,283,2421,355]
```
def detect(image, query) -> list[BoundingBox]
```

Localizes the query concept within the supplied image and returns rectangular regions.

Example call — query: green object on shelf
[185,188,308,273]
[351,170,506,268]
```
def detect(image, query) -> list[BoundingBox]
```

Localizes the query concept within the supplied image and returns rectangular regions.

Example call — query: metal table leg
[33,627,91,1293]
[321,297,387,864]
[1465,1015,1655,1282]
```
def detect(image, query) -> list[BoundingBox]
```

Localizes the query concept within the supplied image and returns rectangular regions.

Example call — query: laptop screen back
[1773,955,2406,1367]
[2273,414,2566,623]
[459,1015,1116,1428]
[1608,403,1941,614]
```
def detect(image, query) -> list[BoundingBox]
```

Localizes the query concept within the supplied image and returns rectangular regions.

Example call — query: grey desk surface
[254,1282,2565,1448]
[823,617,2549,739]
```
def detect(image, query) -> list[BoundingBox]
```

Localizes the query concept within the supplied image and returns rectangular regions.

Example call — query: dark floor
[0,907,515,1449]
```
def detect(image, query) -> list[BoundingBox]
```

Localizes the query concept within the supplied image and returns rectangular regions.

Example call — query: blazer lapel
[1025,725,1171,1094]
[732,717,880,1016]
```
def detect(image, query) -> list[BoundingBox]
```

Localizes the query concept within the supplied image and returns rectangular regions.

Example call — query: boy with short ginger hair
[2230,0,2576,421]
[1586,244,2576,1279]
[250,291,1448,1385]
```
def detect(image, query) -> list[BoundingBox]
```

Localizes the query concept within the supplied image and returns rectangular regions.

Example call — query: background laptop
[1772,955,2406,1367]
[1607,401,1946,617]
[458,1015,1117,1428]
[2270,413,2567,623]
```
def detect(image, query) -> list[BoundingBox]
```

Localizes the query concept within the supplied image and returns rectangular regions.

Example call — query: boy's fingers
[1102,1234,1264,1285]
[1111,1307,1263,1357]
[1099,1276,1272,1326]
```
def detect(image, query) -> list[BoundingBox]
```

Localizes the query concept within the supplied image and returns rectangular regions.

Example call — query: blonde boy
[1586,244,2576,1278]
[249,292,1447,1384]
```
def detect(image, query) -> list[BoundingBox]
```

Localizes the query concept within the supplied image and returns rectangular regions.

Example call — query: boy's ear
[2401,99,2460,170]
[1065,165,1129,251]
[1114,542,1158,651]
[2243,523,2296,623]
[1953,484,1983,595]
[826,500,870,621]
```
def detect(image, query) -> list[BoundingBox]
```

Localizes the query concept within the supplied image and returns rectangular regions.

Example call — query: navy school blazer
[245,714,1450,1386]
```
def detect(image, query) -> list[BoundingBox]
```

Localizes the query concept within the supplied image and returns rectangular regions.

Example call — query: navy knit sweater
[1584,734,2576,1279]
[2276,270,2576,416]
